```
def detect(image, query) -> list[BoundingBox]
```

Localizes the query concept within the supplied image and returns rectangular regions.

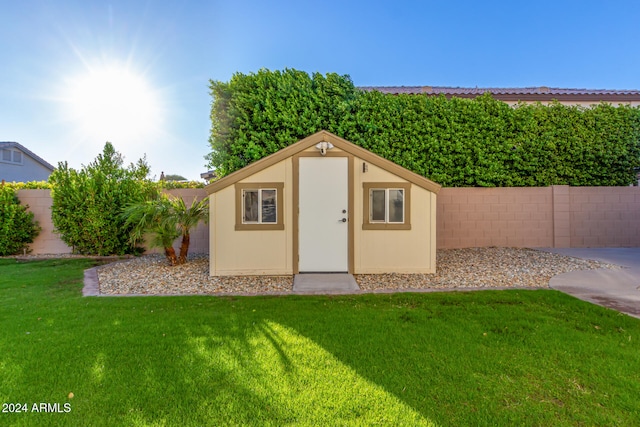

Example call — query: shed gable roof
[205,131,441,195]
[0,141,55,171]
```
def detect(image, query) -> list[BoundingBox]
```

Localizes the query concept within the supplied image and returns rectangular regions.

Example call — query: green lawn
[1,258,639,426]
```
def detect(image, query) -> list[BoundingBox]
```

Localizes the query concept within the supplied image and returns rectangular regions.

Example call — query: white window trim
[370,188,405,224]
[242,188,278,224]
[1,148,23,165]
[362,182,411,231]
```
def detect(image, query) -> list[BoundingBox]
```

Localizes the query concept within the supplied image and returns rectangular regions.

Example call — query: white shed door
[298,157,348,272]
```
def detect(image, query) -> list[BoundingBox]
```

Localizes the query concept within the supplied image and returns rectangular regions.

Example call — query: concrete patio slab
[540,248,640,319]
[541,247,640,268]
[293,274,360,294]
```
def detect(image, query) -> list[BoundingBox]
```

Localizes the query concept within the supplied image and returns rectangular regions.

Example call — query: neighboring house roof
[200,170,217,182]
[0,141,55,171]
[359,86,640,103]
[205,130,441,195]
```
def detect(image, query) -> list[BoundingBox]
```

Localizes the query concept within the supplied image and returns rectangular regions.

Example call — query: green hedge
[2,181,52,190]
[4,180,205,190]
[158,181,205,189]
[206,68,357,177]
[206,69,640,187]
[0,185,40,255]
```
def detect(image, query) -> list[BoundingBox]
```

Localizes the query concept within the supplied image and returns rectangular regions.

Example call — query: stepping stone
[293,274,360,293]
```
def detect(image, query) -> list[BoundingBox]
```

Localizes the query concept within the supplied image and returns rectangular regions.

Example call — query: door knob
[341,218,347,222]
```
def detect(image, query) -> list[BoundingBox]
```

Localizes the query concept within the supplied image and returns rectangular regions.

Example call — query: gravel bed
[94,248,622,296]
[355,247,620,290]
[97,254,293,295]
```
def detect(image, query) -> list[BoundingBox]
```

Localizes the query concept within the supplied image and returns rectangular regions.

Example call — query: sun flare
[64,64,163,145]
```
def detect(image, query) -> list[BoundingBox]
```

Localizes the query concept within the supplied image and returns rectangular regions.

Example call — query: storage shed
[206,131,441,276]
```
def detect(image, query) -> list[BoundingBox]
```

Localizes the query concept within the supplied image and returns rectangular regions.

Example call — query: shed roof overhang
[205,131,441,195]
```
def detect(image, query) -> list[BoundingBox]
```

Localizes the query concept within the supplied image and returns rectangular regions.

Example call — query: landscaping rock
[96,248,620,296]
[97,254,293,295]
[356,247,620,290]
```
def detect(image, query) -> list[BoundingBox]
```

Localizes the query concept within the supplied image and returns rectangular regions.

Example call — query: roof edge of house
[358,85,640,101]
[0,141,55,171]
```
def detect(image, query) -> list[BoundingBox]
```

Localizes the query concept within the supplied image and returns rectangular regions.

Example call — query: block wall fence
[437,186,640,248]
[16,188,210,255]
[14,185,640,255]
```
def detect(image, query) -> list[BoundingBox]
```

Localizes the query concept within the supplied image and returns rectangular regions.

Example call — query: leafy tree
[122,195,208,265]
[0,185,40,255]
[163,174,187,181]
[49,143,155,255]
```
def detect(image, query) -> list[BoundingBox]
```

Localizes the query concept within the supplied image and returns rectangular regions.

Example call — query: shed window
[243,188,277,224]
[363,182,411,230]
[235,182,284,230]
[370,188,404,223]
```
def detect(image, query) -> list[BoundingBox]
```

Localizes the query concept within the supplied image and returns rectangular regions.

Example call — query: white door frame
[293,152,353,273]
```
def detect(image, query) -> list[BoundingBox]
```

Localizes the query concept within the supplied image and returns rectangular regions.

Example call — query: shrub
[3,181,53,190]
[0,185,40,255]
[49,143,156,255]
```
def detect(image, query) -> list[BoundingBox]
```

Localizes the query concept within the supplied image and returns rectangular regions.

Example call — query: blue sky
[2,0,640,181]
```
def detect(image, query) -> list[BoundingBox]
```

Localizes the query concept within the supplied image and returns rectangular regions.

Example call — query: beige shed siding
[206,131,440,276]
[210,159,293,275]
[353,160,436,274]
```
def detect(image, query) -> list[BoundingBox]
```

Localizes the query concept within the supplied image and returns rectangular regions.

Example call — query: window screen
[388,189,404,223]
[243,188,277,224]
[369,188,404,223]
[261,189,277,223]
[243,190,259,222]
[370,189,386,222]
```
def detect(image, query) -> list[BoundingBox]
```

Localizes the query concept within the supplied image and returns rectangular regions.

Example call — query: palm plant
[122,195,208,266]
[172,196,209,264]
